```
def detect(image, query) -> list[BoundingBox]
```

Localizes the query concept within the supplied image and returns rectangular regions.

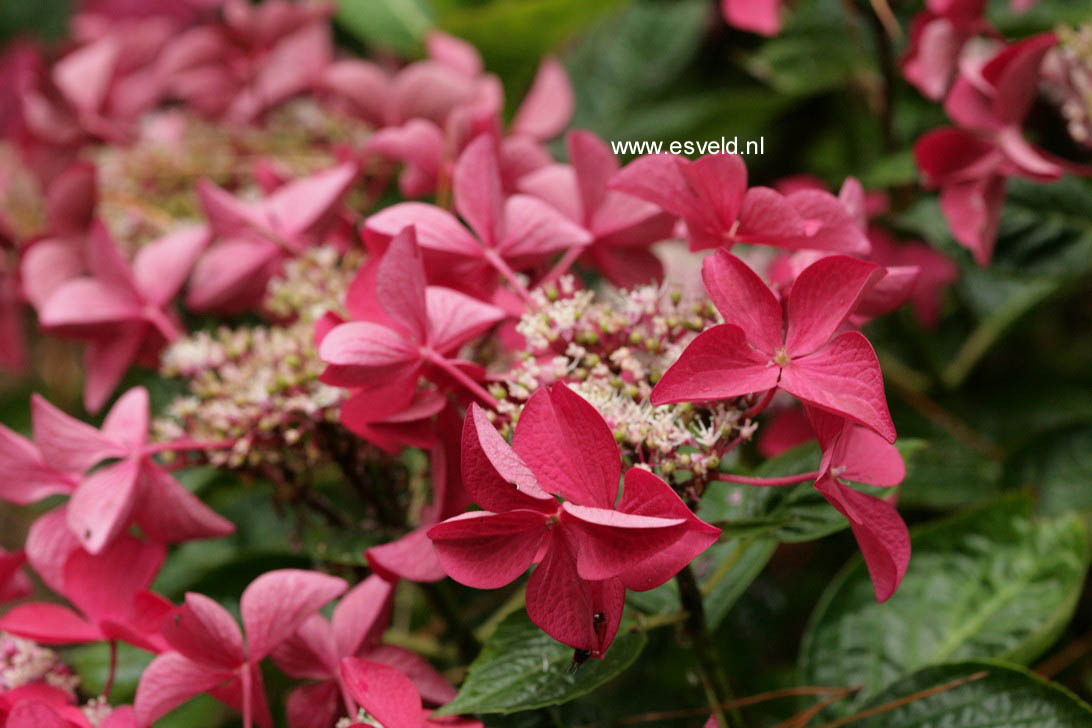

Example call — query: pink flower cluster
[8,0,1084,725]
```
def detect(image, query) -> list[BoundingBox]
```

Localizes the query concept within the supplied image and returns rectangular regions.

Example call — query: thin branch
[590,686,861,727]
[812,671,989,728]
[776,688,858,728]
[863,0,898,151]
[868,0,902,42]
[1036,630,1092,679]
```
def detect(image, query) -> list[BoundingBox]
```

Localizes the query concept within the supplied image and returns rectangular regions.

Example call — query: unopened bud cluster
[496,278,754,479]
[155,247,361,469]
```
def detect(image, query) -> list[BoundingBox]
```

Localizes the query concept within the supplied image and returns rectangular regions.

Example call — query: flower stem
[675,565,745,728]
[540,244,586,287]
[103,640,117,698]
[713,471,818,487]
[241,663,253,728]
[483,248,535,307]
[741,389,776,420]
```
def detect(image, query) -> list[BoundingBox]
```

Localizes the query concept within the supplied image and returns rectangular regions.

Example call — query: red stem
[241,664,253,728]
[483,249,535,307]
[742,388,777,419]
[103,641,117,698]
[714,471,819,487]
[426,351,501,410]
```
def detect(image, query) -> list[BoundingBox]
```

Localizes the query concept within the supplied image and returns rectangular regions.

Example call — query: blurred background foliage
[2,0,1092,726]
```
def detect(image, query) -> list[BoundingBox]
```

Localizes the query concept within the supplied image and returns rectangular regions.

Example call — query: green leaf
[435,610,646,715]
[564,0,709,138]
[851,660,1092,727]
[626,537,777,630]
[896,436,1002,509]
[800,496,1091,716]
[152,483,301,600]
[336,0,434,56]
[859,150,917,188]
[156,695,231,728]
[300,523,383,566]
[437,0,625,97]
[1008,427,1092,517]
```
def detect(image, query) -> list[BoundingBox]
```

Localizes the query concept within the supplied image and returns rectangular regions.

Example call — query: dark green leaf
[1008,427,1092,516]
[743,0,873,97]
[800,496,1091,716]
[627,537,777,630]
[435,610,646,715]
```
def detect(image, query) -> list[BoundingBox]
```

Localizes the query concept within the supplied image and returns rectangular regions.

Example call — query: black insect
[568,612,607,673]
[568,649,592,673]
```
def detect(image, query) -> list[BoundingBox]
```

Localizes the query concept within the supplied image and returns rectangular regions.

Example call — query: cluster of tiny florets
[1044,25,1092,149]
[495,278,754,480]
[155,247,361,468]
[265,245,359,322]
[0,632,80,696]
[81,696,115,726]
[336,709,383,728]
